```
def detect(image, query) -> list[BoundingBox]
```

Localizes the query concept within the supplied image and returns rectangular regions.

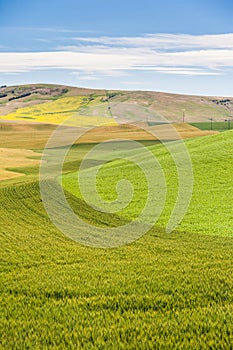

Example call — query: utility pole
[182,109,186,123]
[210,117,213,131]
[108,105,113,118]
[225,119,228,130]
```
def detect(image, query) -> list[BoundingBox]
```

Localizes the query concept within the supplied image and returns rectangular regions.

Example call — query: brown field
[0,147,41,180]
[0,121,218,181]
[78,123,218,143]
[150,123,218,140]
[117,90,233,122]
[0,121,218,149]
[0,121,57,149]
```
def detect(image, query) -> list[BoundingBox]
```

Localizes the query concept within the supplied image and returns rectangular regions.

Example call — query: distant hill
[0,84,232,124]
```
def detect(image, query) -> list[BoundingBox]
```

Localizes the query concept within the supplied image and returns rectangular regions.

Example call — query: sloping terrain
[0,84,233,348]
[0,148,40,180]
[0,84,106,116]
[63,130,233,237]
[0,131,233,348]
[0,120,217,183]
[0,84,232,124]
[0,181,232,349]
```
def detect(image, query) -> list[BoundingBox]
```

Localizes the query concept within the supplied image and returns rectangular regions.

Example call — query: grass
[191,122,233,132]
[63,130,233,237]
[0,181,233,349]
[0,122,57,149]
[0,148,40,180]
[0,121,215,184]
[1,121,233,348]
[124,90,232,122]
[151,99,231,121]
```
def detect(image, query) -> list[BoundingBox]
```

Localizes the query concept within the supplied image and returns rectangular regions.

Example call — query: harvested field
[0,148,41,180]
[78,123,218,143]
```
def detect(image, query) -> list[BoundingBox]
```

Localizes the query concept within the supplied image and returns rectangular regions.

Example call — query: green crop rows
[63,131,233,237]
[191,121,233,132]
[1,131,233,349]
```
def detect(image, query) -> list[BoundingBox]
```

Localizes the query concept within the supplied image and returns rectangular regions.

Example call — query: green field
[63,131,233,236]
[1,182,233,349]
[1,122,233,348]
[191,121,233,132]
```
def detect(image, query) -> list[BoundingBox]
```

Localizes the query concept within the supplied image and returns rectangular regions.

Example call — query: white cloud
[0,26,96,34]
[78,76,101,81]
[132,67,221,75]
[74,33,233,50]
[36,38,51,43]
[0,33,233,77]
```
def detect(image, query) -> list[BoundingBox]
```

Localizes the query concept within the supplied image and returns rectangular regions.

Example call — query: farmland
[0,147,40,180]
[1,84,233,124]
[63,131,233,237]
[0,85,233,349]
[0,96,117,127]
[1,181,233,349]
[191,121,233,132]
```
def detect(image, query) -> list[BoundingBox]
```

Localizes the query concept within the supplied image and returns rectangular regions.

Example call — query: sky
[0,0,233,96]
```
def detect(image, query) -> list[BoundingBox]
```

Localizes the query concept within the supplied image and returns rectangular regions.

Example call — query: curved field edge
[0,181,233,349]
[62,131,233,237]
[0,95,117,127]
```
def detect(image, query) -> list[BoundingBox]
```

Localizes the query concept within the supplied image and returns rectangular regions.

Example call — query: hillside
[1,123,233,348]
[1,85,233,348]
[63,130,233,237]
[0,84,232,124]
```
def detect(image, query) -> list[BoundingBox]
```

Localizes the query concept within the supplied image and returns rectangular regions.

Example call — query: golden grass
[78,124,156,143]
[0,121,218,184]
[150,123,218,140]
[0,122,57,149]
[78,123,218,143]
[0,121,218,151]
[0,148,41,180]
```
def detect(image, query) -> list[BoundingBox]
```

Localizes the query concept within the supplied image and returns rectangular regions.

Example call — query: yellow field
[150,123,218,140]
[78,123,218,143]
[0,148,41,180]
[1,96,117,127]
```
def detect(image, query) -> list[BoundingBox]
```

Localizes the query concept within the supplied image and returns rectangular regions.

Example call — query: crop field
[63,131,233,236]
[1,181,233,349]
[191,121,233,132]
[0,96,117,127]
[0,85,233,350]
[0,90,233,348]
[1,84,232,125]
[0,122,57,149]
[0,147,40,180]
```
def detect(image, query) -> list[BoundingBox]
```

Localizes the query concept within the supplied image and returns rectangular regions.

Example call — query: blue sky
[0,0,233,96]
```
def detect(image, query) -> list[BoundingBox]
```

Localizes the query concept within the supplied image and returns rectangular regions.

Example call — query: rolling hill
[1,120,233,348]
[0,84,232,125]
[62,130,233,237]
[0,84,233,348]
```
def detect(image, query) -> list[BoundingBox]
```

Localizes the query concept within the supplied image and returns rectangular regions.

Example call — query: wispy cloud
[35,38,51,43]
[0,26,96,34]
[73,33,233,50]
[0,33,233,77]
